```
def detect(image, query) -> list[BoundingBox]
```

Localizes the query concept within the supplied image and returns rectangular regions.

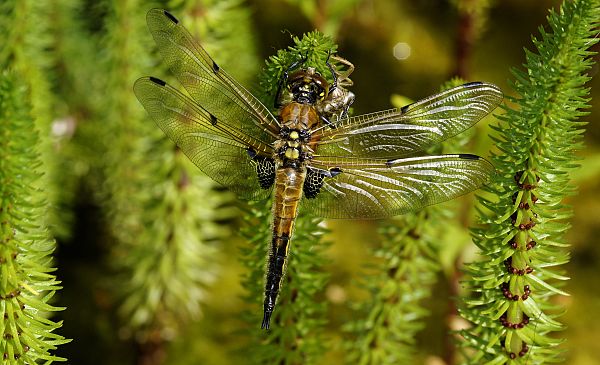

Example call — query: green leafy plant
[1,0,75,241]
[0,1,69,363]
[97,1,230,357]
[459,0,599,363]
[344,210,442,365]
[2,0,598,364]
[0,70,69,364]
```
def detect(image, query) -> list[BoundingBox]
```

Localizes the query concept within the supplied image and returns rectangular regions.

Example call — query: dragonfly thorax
[276,126,312,168]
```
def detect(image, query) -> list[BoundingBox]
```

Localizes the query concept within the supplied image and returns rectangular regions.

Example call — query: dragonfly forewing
[313,82,502,159]
[145,9,281,142]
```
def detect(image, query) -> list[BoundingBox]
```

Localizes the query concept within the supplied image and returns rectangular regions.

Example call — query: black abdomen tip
[261,310,272,330]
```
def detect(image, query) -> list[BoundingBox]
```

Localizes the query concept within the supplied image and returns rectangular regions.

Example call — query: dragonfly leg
[274,53,309,109]
[325,51,337,94]
[320,114,337,129]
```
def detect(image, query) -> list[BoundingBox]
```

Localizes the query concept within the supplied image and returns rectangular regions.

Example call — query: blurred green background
[3,0,599,364]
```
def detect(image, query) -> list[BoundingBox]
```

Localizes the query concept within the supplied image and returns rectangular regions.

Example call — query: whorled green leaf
[0,70,69,363]
[459,0,600,363]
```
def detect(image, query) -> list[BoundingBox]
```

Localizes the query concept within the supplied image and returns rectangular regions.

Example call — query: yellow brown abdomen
[261,166,306,329]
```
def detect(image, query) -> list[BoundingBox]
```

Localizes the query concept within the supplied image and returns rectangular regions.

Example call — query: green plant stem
[100,2,224,357]
[459,0,599,363]
[0,70,69,364]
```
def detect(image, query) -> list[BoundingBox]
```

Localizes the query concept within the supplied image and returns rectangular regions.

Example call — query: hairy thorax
[274,102,320,169]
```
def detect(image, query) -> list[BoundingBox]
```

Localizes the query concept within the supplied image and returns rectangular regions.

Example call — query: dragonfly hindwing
[304,167,342,199]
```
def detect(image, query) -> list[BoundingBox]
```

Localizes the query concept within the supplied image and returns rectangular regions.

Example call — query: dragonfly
[133,8,503,330]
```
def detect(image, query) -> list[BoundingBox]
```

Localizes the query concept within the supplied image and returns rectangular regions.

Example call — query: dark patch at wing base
[133,77,274,200]
[329,167,342,176]
[304,168,326,199]
[304,167,343,199]
[247,148,275,189]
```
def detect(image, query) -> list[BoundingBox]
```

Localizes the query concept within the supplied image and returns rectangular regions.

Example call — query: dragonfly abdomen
[262,167,306,329]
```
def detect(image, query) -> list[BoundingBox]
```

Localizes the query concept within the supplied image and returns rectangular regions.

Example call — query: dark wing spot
[400,103,412,114]
[385,159,395,167]
[246,147,257,159]
[329,167,342,177]
[163,10,179,24]
[462,81,483,87]
[149,77,166,86]
[209,114,218,126]
[458,154,480,160]
[212,61,220,73]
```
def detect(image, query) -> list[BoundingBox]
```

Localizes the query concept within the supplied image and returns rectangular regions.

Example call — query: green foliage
[42,0,104,242]
[259,31,343,106]
[167,0,260,86]
[0,1,69,362]
[1,0,72,241]
[1,0,598,363]
[459,0,599,363]
[98,1,237,344]
[0,71,69,364]
[344,211,441,365]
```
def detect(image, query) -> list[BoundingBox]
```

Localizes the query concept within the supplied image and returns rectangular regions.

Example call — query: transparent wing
[313,82,502,158]
[301,154,494,219]
[134,77,275,200]
[145,8,280,142]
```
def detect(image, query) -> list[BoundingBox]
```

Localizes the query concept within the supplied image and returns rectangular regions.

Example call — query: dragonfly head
[288,68,329,105]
